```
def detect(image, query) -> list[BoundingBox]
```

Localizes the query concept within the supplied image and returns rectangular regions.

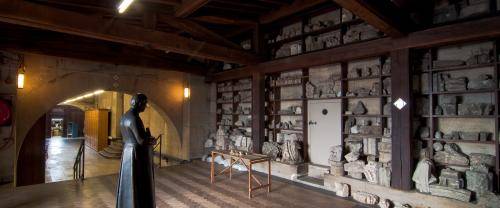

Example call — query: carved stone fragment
[330,161,345,176]
[352,191,379,205]
[334,182,350,197]
[352,101,367,115]
[466,170,493,197]
[328,145,343,163]
[363,161,382,184]
[470,153,495,167]
[429,185,471,202]
[412,158,437,193]
[345,152,360,162]
[433,143,469,166]
[262,142,280,160]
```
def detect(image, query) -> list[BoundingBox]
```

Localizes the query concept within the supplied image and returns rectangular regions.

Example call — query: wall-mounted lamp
[17,64,25,89]
[184,87,190,99]
[118,0,135,13]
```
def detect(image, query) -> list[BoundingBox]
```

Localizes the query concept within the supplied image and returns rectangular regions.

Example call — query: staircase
[99,138,123,159]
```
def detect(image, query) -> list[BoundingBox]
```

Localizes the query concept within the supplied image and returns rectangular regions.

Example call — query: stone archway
[14,53,193,185]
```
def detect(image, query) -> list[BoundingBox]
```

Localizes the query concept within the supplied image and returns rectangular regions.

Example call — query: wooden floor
[0,161,367,208]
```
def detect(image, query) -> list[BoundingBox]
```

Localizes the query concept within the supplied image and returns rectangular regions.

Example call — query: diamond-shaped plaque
[393,98,407,110]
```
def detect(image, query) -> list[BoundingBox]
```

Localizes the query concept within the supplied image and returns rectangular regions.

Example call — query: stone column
[111,92,124,138]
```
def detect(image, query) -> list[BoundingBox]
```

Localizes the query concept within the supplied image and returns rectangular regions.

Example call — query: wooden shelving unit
[264,4,383,60]
[263,56,391,168]
[412,39,500,191]
[216,78,253,137]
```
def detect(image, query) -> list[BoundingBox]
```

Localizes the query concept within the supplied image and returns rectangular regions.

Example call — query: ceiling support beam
[333,0,415,37]
[175,0,210,17]
[157,15,241,49]
[260,0,328,24]
[0,0,260,64]
[192,16,255,26]
[0,31,206,75]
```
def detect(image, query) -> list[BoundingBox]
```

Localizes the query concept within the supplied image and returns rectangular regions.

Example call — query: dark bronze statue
[116,93,155,208]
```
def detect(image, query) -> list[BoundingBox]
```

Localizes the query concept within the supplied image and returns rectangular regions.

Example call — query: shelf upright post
[429,48,436,159]
[493,39,500,192]
[302,68,309,162]
[340,62,348,145]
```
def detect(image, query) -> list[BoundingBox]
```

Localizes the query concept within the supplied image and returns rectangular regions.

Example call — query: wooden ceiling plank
[143,0,182,7]
[0,0,259,64]
[191,16,255,25]
[260,0,328,24]
[333,0,415,37]
[175,0,210,17]
[157,14,242,49]
[0,31,206,75]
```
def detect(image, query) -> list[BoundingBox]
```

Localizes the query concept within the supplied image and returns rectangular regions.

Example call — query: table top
[212,150,270,162]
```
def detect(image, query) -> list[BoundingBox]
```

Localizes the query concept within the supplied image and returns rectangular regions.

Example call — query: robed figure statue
[116,93,155,208]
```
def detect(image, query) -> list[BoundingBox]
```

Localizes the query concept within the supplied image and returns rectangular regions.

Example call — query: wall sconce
[184,87,190,99]
[17,64,25,89]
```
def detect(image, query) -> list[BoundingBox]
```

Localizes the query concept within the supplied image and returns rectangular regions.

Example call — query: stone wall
[0,51,211,185]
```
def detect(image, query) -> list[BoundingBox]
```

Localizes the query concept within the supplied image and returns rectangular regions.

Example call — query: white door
[308,100,342,166]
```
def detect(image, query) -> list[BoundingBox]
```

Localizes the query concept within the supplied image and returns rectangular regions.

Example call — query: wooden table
[210,150,271,198]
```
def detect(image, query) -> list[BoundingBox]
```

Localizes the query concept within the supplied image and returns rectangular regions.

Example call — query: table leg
[248,162,253,198]
[210,152,215,184]
[229,156,232,180]
[268,160,271,193]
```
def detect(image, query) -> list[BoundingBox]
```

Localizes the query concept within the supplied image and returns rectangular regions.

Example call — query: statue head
[130,93,148,113]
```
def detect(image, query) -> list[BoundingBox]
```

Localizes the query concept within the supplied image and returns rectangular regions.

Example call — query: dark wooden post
[252,71,265,153]
[390,48,413,190]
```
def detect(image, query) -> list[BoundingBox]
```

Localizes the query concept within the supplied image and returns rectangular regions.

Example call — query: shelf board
[270,83,303,88]
[303,19,363,37]
[422,88,495,95]
[267,35,303,47]
[343,95,383,99]
[270,128,304,131]
[420,138,495,144]
[342,75,381,81]
[343,133,387,138]
[307,97,341,100]
[271,114,303,116]
[342,114,390,118]
[420,115,496,118]
[430,62,496,73]
[234,89,252,92]
[270,98,305,102]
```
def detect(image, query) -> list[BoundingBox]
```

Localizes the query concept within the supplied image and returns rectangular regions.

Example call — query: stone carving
[457,103,494,116]
[333,182,350,197]
[262,142,280,160]
[418,126,430,138]
[352,101,367,115]
[432,142,443,152]
[412,158,437,193]
[478,192,500,208]
[328,145,343,163]
[215,126,228,150]
[281,137,303,164]
[377,142,391,153]
[439,73,467,92]
[434,131,443,139]
[352,191,379,205]
[382,78,391,95]
[344,160,365,179]
[378,166,391,187]
[466,169,493,197]
[363,138,378,156]
[429,184,471,202]
[433,143,469,166]
[363,161,382,184]
[470,153,495,167]
[468,74,494,90]
[379,152,391,163]
[383,103,391,116]
[378,199,392,208]
[345,152,360,162]
[438,168,464,189]
[305,81,317,98]
[359,125,382,135]
[466,49,493,65]
[330,161,345,176]
[346,141,362,153]
[344,117,356,133]
[382,59,391,75]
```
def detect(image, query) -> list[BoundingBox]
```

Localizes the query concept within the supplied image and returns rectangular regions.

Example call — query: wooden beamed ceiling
[333,0,417,37]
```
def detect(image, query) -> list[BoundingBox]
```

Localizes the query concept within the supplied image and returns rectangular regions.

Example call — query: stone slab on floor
[251,161,307,180]
[324,174,481,208]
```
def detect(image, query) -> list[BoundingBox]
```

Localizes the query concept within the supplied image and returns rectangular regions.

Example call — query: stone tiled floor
[0,161,367,208]
[45,137,121,183]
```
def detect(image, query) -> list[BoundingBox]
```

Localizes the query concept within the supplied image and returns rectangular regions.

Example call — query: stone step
[102,146,121,154]
[297,175,324,187]
[98,150,121,159]
[307,164,330,179]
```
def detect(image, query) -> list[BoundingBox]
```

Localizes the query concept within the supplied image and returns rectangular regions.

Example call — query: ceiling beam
[0,29,206,75]
[333,0,415,37]
[0,0,260,64]
[260,0,328,24]
[157,14,241,49]
[143,0,182,7]
[211,15,500,81]
[191,16,255,25]
[175,0,210,17]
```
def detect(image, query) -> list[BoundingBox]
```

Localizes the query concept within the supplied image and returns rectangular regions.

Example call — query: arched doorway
[17,90,180,186]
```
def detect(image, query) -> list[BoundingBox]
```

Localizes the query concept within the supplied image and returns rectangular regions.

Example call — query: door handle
[308,121,317,125]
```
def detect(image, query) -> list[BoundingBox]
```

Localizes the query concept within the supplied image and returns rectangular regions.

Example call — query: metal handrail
[152,134,164,168]
[73,139,85,181]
